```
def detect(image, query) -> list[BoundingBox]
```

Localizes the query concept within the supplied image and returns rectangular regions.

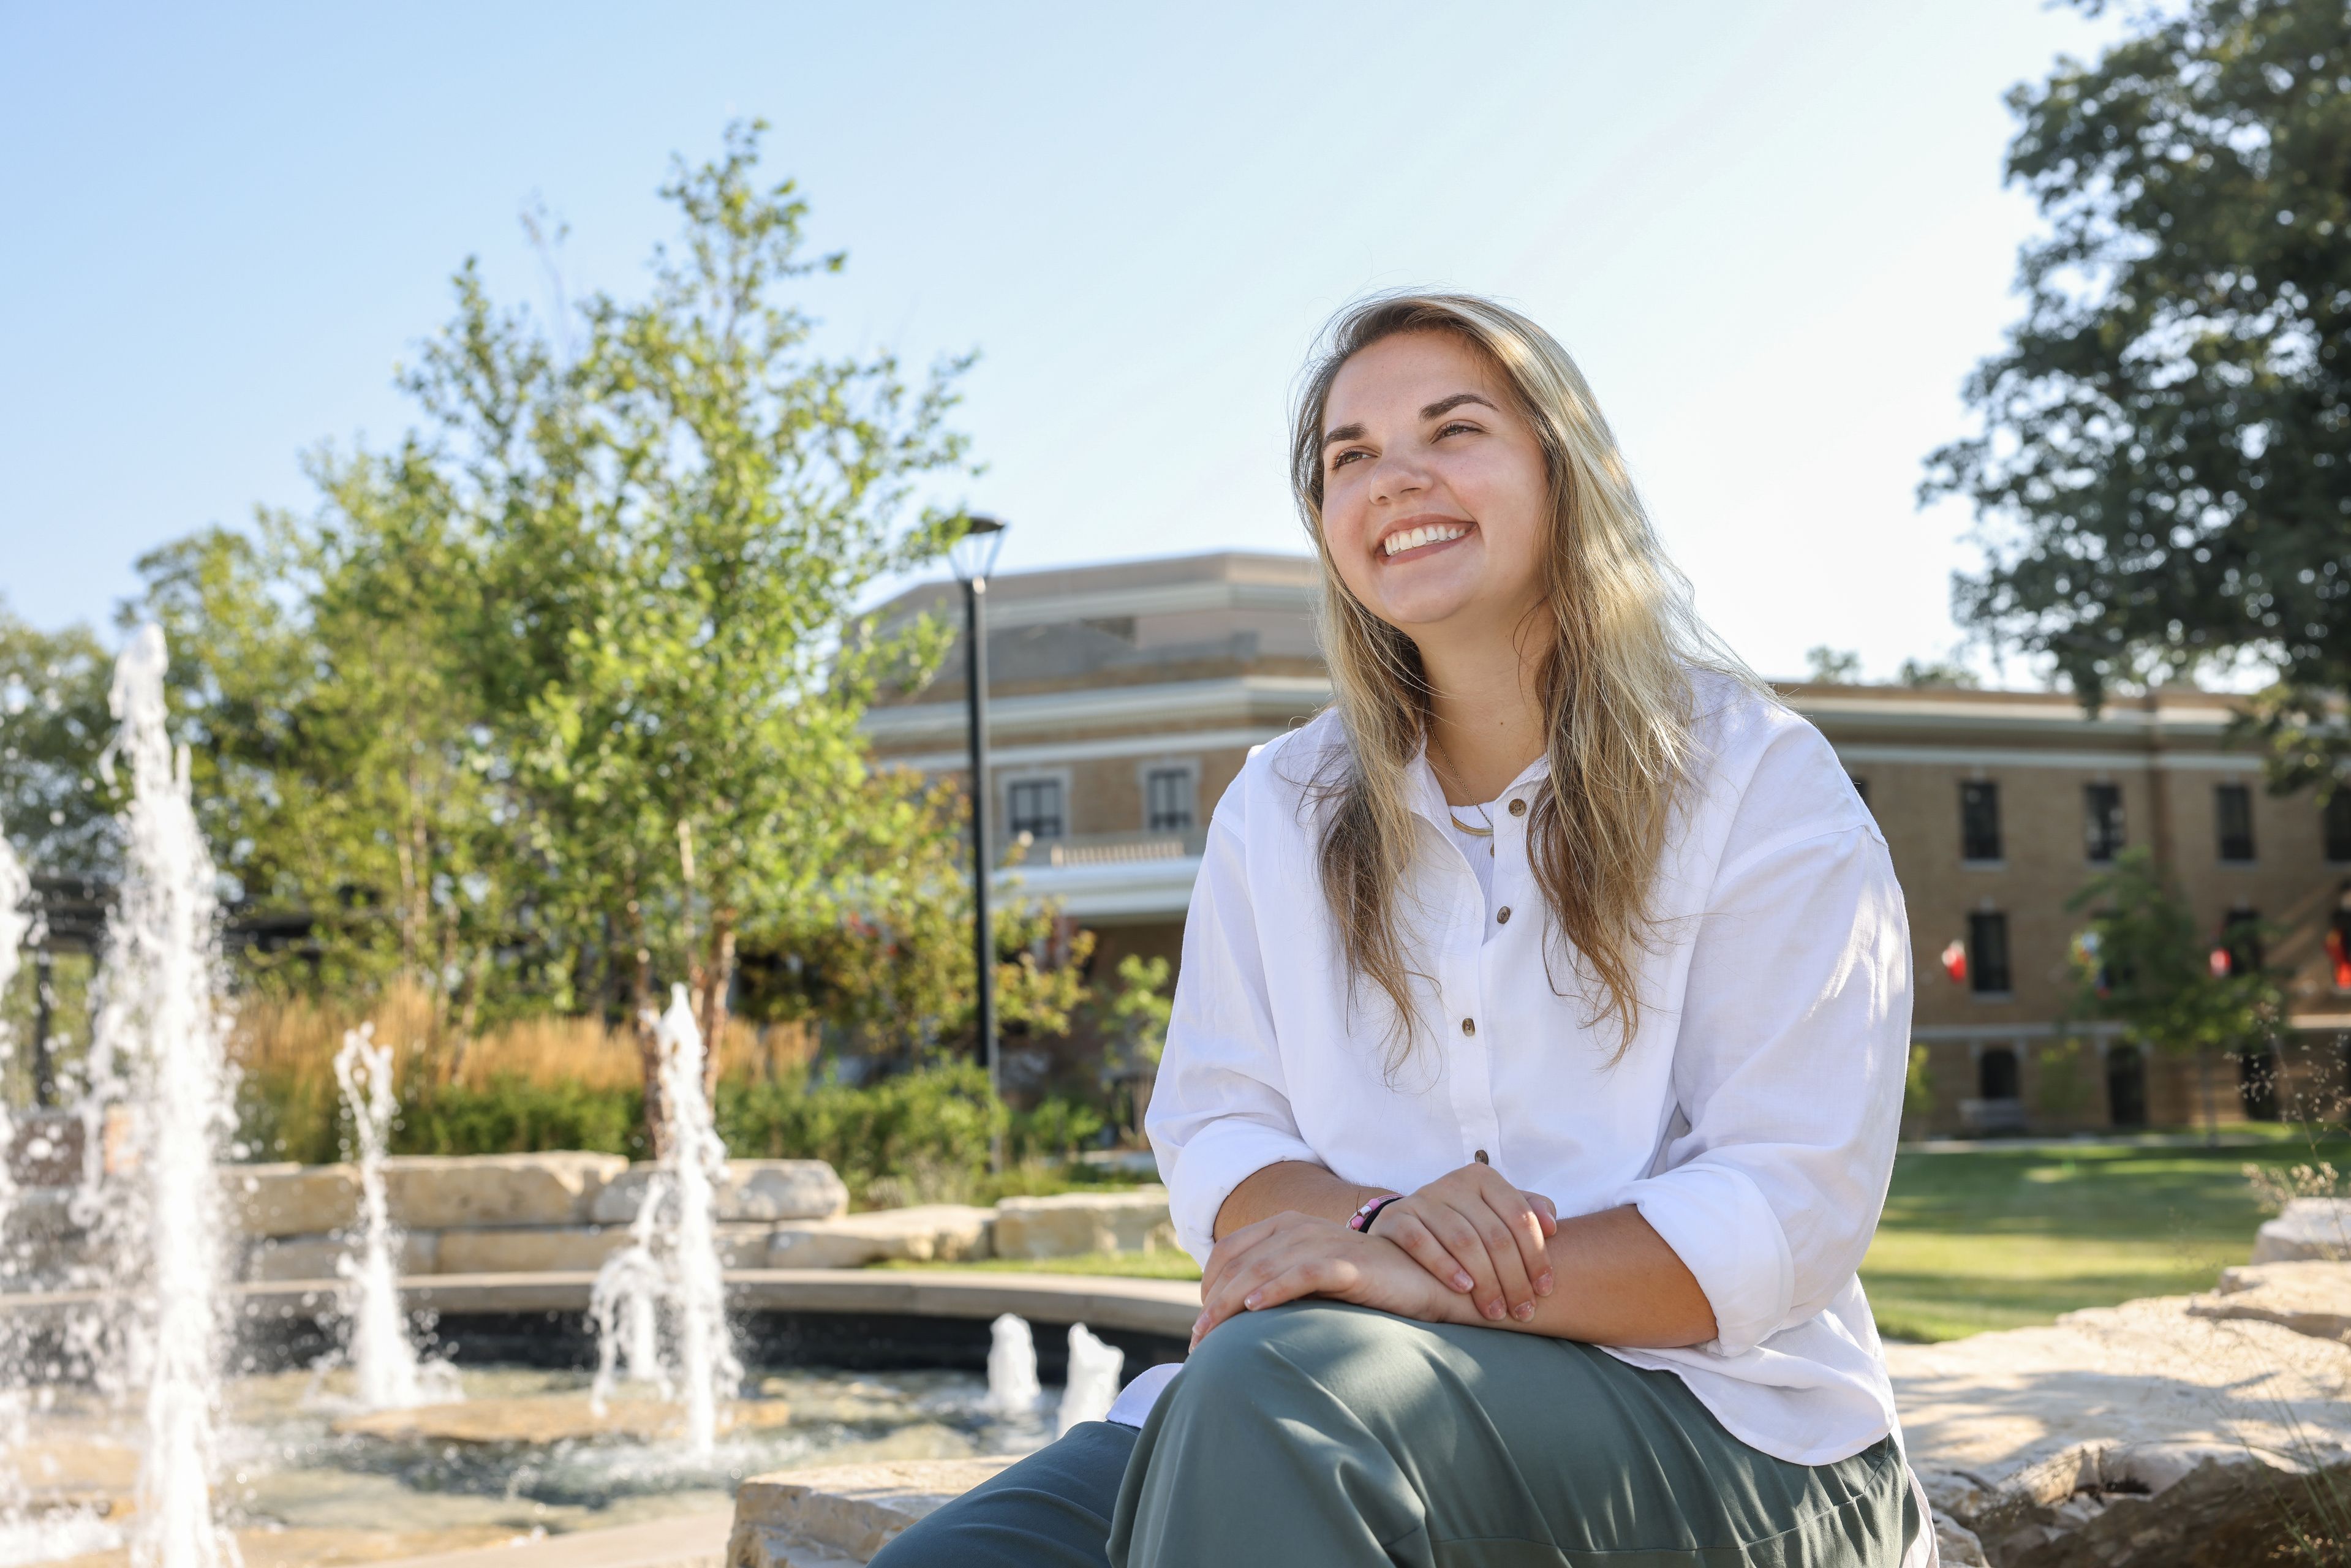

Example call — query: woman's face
[1318,330,1552,644]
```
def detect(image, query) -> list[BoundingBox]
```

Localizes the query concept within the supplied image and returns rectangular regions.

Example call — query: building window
[1144,766,1195,834]
[2216,783,2255,862]
[1977,1046,2020,1101]
[2327,908,2351,991]
[2221,907,2263,976]
[1968,911,2012,995]
[1960,781,2002,863]
[1006,777,1065,840]
[2105,1043,2147,1128]
[2326,791,2351,863]
[2083,783,2125,862]
[2238,1046,2280,1122]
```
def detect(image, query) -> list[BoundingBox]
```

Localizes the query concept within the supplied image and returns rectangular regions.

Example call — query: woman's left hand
[1191,1210,1459,1349]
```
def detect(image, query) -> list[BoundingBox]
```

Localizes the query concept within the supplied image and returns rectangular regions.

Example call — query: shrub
[717,1060,1006,1205]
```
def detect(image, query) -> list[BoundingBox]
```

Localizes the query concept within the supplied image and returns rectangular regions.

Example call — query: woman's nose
[1370,453,1430,503]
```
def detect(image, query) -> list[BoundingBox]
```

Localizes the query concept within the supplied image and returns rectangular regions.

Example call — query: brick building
[866,552,2351,1135]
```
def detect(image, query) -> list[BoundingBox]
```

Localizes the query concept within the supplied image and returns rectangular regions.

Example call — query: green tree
[1895,656,1982,690]
[750,771,1098,1068]
[402,121,980,1138]
[2066,848,2284,1138]
[1803,646,1863,685]
[1099,952,1172,1138]
[0,608,119,877]
[1926,0,2351,788]
[132,448,534,1058]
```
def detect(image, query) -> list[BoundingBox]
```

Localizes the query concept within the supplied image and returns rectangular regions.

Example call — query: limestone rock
[991,1188,1172,1261]
[1932,1509,1990,1568]
[245,1229,440,1283]
[2188,1261,2351,1343]
[2,1186,80,1244]
[592,1161,848,1226]
[2250,1196,2350,1263]
[379,1153,627,1229]
[225,1163,362,1238]
[436,1223,772,1275]
[1887,1293,2351,1567]
[728,1458,1016,1568]
[766,1206,994,1269]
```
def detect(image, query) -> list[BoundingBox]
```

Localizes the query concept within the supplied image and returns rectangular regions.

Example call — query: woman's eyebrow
[1321,421,1367,450]
[1421,392,1496,419]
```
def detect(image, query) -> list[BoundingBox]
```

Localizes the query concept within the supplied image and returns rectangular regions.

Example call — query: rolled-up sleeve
[1615,772,1911,1357]
[1147,812,1319,1261]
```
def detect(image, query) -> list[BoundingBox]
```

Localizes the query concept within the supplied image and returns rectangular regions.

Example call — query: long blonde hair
[1289,292,1754,1063]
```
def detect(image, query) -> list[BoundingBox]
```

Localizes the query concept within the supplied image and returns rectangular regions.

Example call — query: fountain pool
[7,1359,1062,1568]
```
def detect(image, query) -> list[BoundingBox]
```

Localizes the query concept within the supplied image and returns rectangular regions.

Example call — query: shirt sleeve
[1146,809,1321,1262]
[1614,735,1912,1358]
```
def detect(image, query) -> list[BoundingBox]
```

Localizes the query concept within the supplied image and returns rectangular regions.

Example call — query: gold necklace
[1448,809,1493,837]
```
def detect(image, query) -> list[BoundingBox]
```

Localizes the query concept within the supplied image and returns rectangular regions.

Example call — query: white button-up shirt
[1146,677,1912,1468]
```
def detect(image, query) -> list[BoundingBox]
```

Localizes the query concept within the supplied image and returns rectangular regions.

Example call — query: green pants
[876,1303,1917,1567]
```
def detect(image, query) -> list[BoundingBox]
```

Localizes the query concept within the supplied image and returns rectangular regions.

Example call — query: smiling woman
[873,294,1926,1568]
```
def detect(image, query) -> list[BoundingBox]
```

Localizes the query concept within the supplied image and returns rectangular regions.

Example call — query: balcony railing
[998,829,1207,869]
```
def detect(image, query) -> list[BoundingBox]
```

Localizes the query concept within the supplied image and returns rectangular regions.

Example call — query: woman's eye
[1329,448,1368,470]
[1435,421,1481,439]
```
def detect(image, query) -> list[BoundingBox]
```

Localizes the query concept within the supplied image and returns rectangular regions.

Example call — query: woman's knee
[1174,1302,1408,1411]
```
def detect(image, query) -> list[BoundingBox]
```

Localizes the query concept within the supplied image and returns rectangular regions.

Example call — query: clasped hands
[1191,1163,1558,1350]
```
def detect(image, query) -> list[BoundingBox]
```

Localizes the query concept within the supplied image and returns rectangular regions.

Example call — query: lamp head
[949,515,1007,583]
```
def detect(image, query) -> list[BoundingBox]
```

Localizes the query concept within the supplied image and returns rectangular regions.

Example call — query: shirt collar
[1403,739,1549,829]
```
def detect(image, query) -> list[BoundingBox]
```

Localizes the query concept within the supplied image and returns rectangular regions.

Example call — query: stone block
[730,1458,1016,1567]
[766,1207,994,1269]
[991,1188,1172,1261]
[225,1163,362,1238]
[2250,1196,2350,1262]
[379,1153,627,1229]
[2189,1261,2351,1343]
[1889,1292,2351,1566]
[2,1186,81,1244]
[593,1161,848,1226]
[436,1223,772,1275]
[245,1229,440,1283]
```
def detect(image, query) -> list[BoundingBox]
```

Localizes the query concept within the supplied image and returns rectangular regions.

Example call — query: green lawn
[874,1128,2347,1342]
[1861,1128,2345,1341]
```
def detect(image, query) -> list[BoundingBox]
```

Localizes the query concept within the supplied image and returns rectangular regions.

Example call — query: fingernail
[1243,1291,1262,1310]
[1515,1302,1534,1321]
[1483,1300,1505,1320]
[1453,1273,1473,1291]
[1536,1272,1554,1294]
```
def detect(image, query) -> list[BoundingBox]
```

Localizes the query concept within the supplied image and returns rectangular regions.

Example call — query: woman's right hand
[1368,1164,1558,1322]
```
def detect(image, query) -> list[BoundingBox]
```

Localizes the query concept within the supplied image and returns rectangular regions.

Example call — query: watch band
[1348,1193,1405,1234]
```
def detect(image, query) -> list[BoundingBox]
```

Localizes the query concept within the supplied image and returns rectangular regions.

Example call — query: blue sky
[0,1,2118,681]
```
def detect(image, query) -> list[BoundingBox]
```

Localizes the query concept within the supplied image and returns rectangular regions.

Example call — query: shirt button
[1508,799,1527,817]
[1474,1149,1490,1164]
[1461,1017,1476,1036]
[1496,906,1511,924]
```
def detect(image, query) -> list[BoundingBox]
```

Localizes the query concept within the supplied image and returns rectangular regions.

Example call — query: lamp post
[949,516,1007,1169]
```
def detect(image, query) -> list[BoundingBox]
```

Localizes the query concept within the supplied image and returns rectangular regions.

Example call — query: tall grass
[231,980,811,1164]
[227,981,1111,1206]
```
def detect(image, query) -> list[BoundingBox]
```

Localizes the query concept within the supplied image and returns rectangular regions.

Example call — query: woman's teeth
[1382,522,1468,557]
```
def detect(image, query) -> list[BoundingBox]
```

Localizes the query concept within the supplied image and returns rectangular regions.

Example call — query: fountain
[983,1313,1040,1417]
[1055,1324,1123,1436]
[329,1023,450,1411]
[0,628,1177,1568]
[586,986,741,1456]
[0,839,123,1567]
[72,624,240,1568]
